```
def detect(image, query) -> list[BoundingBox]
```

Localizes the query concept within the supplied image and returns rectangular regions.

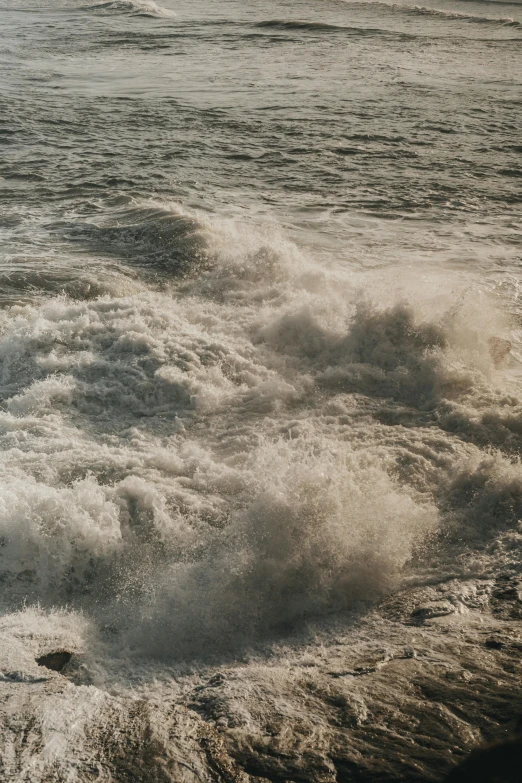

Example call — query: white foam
[0,204,519,655]
[90,0,177,18]
[128,443,438,656]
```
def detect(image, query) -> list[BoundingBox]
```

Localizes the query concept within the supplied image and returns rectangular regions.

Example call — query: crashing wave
[87,0,177,18]
[0,208,519,658]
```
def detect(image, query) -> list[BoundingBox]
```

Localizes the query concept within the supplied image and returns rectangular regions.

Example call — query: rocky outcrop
[1,576,522,782]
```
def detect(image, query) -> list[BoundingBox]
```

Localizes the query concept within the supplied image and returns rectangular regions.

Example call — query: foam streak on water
[0,0,521,779]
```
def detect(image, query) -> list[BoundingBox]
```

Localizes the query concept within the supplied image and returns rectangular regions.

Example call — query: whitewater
[0,0,521,779]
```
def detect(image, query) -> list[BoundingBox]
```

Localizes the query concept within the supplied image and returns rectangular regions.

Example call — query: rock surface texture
[2,576,522,782]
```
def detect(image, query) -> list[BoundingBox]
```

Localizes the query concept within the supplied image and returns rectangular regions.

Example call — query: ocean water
[0,0,521,780]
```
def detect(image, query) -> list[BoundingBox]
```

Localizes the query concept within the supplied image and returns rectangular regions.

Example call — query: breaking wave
[405,4,521,27]
[347,0,522,28]
[0,205,520,656]
[87,0,177,17]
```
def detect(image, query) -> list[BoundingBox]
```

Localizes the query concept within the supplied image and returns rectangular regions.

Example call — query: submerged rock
[444,735,522,782]
[36,650,73,672]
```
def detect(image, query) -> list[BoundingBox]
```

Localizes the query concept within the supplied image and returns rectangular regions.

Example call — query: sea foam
[0,204,519,656]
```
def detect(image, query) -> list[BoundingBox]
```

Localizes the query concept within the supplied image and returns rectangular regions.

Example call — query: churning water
[0,0,521,779]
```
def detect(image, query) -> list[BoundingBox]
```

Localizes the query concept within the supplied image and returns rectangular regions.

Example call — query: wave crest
[406,4,521,27]
[87,0,177,18]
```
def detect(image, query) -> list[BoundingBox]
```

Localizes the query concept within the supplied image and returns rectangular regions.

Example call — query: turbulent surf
[0,0,521,780]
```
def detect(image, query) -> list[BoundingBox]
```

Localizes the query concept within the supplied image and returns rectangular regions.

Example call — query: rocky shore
[2,573,522,782]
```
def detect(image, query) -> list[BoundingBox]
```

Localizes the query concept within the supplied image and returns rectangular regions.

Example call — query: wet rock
[36,650,73,672]
[444,735,522,782]
[3,579,522,782]
[485,637,505,650]
[411,601,456,622]
[493,586,522,602]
